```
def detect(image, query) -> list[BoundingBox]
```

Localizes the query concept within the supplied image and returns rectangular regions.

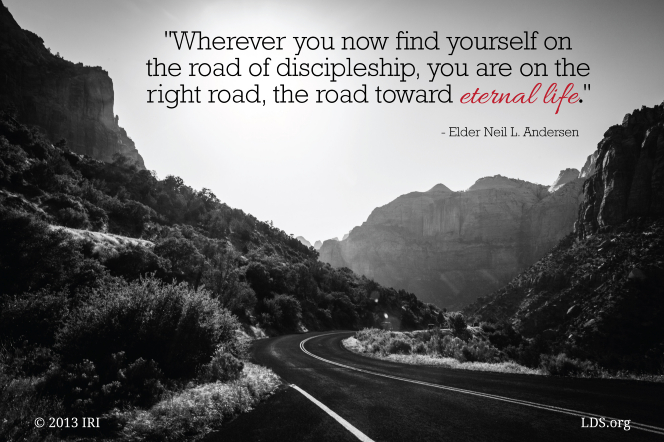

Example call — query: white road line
[291,384,375,442]
[300,333,664,437]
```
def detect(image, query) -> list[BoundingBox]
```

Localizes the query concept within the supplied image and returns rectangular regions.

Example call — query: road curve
[206,331,664,442]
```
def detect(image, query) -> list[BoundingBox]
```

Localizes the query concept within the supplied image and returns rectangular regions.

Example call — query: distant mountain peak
[427,183,452,193]
[296,236,312,248]
[549,168,580,193]
[468,174,541,191]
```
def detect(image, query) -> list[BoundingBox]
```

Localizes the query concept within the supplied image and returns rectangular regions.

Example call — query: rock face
[579,152,598,178]
[520,177,585,265]
[0,1,145,168]
[296,236,312,248]
[549,168,579,192]
[578,103,664,236]
[313,240,323,250]
[320,174,584,308]
[463,102,664,373]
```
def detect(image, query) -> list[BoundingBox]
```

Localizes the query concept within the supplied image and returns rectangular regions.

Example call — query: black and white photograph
[1,0,663,440]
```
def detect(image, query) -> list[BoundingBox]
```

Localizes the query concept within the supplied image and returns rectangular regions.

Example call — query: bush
[42,353,166,415]
[104,245,169,281]
[540,353,600,377]
[44,277,242,414]
[198,348,244,383]
[461,339,501,363]
[486,322,523,350]
[0,368,65,442]
[0,209,108,297]
[259,294,302,332]
[0,289,70,348]
[42,193,91,229]
[56,277,240,380]
[387,338,412,354]
[154,236,205,285]
[429,334,465,359]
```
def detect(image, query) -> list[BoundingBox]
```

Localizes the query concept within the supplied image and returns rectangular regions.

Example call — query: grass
[344,330,541,375]
[0,360,281,442]
[345,329,664,381]
[112,362,282,441]
[0,371,65,442]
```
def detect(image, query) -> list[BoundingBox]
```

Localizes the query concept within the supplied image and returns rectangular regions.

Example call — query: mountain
[549,168,580,192]
[320,173,584,309]
[466,101,664,373]
[313,240,323,250]
[0,0,144,168]
[578,104,664,234]
[296,236,312,248]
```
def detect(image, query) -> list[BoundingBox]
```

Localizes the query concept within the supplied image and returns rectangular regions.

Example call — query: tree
[448,312,467,336]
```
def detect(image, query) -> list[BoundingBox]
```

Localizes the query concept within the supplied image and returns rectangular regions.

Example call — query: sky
[5,0,664,243]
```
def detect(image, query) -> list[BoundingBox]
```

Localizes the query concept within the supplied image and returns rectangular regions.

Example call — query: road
[205,331,664,442]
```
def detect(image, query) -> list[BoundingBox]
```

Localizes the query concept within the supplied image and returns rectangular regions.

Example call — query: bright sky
[5,0,664,243]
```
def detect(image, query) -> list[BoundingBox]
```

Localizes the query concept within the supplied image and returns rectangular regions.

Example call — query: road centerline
[300,332,664,436]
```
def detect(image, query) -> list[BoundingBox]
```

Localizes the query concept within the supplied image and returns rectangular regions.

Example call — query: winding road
[205,331,664,441]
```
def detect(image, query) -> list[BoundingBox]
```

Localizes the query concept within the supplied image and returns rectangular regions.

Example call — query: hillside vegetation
[466,102,664,377]
[466,220,664,375]
[0,112,443,440]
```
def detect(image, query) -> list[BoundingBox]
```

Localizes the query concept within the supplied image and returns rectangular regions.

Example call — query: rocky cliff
[0,1,145,168]
[465,102,664,373]
[578,103,664,236]
[320,173,584,309]
[549,168,579,192]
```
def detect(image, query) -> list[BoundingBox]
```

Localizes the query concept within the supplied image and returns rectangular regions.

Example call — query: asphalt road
[206,331,664,442]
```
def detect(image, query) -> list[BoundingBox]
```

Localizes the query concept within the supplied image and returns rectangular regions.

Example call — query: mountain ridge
[0,0,145,168]
[320,170,583,308]
[466,101,664,373]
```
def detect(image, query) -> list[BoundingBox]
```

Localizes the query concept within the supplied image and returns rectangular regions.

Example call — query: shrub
[56,277,240,380]
[461,339,501,363]
[0,209,107,297]
[42,352,167,415]
[42,359,101,414]
[429,334,465,359]
[0,368,65,442]
[56,207,90,229]
[104,245,169,281]
[486,322,523,350]
[540,353,600,377]
[514,334,550,368]
[41,193,91,229]
[387,338,412,355]
[107,199,154,236]
[0,289,70,348]
[198,348,244,383]
[154,236,205,285]
[0,344,56,378]
[45,277,242,414]
[413,341,427,354]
